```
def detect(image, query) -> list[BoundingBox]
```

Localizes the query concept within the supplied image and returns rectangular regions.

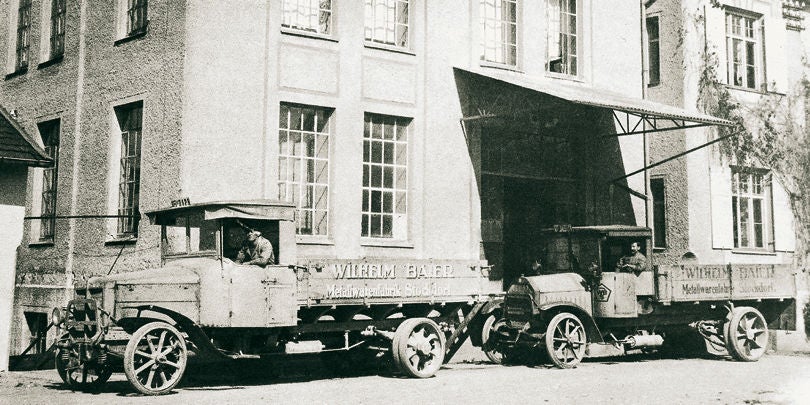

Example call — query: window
[651,177,666,248]
[37,120,60,241]
[546,0,578,76]
[647,16,660,86]
[278,104,331,236]
[15,0,32,72]
[163,212,218,256]
[49,0,66,59]
[282,0,332,35]
[362,113,409,239]
[726,12,761,90]
[480,0,518,66]
[364,0,409,48]
[126,0,148,36]
[732,170,769,249]
[114,102,143,237]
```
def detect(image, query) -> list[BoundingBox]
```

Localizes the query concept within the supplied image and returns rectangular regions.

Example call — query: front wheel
[55,345,112,390]
[724,306,768,362]
[391,318,445,378]
[544,312,587,369]
[481,314,505,364]
[123,322,188,395]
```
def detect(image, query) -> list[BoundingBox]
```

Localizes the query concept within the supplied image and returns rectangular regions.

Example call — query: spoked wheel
[55,345,113,390]
[544,312,587,369]
[724,306,768,362]
[391,318,446,378]
[124,322,188,395]
[481,314,505,365]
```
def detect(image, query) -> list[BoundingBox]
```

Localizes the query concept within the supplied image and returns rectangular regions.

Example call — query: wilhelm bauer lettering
[331,263,455,279]
[677,264,779,297]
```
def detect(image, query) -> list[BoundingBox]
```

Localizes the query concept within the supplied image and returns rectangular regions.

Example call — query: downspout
[640,0,650,229]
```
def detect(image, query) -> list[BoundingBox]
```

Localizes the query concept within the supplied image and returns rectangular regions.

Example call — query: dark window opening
[651,178,666,248]
[126,0,148,36]
[24,312,48,354]
[15,0,32,72]
[50,0,66,59]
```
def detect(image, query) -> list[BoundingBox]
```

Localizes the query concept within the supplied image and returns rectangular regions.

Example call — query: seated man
[615,241,647,274]
[236,230,275,267]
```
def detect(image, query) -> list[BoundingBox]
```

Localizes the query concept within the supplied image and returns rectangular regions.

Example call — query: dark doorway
[502,177,554,288]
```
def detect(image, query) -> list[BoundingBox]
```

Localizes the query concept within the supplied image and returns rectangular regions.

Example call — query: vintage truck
[50,200,502,395]
[485,225,796,368]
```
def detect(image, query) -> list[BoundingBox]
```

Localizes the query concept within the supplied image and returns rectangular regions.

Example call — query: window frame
[37,120,60,242]
[731,168,771,251]
[282,0,333,37]
[479,0,519,67]
[15,0,32,73]
[49,0,66,60]
[361,113,410,240]
[364,0,410,49]
[113,102,143,238]
[545,0,580,77]
[646,16,660,87]
[724,10,763,90]
[278,103,333,237]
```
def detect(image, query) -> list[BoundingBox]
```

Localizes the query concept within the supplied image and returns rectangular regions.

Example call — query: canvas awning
[0,105,52,167]
[454,67,732,136]
[146,200,296,224]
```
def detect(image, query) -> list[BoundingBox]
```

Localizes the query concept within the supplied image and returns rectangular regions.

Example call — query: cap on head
[247,230,261,237]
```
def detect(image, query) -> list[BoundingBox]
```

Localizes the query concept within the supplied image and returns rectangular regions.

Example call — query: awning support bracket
[607,110,716,137]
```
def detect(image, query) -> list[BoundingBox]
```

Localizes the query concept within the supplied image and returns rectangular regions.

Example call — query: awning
[454,67,732,136]
[145,200,296,224]
[0,105,52,167]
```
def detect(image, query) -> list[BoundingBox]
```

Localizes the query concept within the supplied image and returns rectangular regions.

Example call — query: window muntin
[114,103,142,237]
[279,104,331,236]
[546,0,578,76]
[49,0,66,59]
[362,113,409,239]
[37,120,60,241]
[163,213,218,256]
[126,0,148,36]
[480,0,518,66]
[732,171,768,249]
[651,178,666,248]
[16,0,32,72]
[364,0,409,48]
[647,16,660,86]
[726,13,760,90]
[282,0,332,35]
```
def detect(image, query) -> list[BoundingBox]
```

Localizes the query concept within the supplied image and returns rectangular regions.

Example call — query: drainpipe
[640,0,651,229]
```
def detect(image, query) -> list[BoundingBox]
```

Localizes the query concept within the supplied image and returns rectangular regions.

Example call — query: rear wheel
[391,318,445,378]
[724,307,768,362]
[124,322,188,395]
[544,312,587,369]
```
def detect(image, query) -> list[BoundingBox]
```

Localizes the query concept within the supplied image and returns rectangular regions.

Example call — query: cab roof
[539,225,652,238]
[145,200,296,225]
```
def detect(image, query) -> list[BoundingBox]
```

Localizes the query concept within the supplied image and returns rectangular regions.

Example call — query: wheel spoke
[156,331,167,354]
[135,359,156,375]
[145,369,155,388]
[135,350,152,359]
[163,360,181,370]
[555,325,565,338]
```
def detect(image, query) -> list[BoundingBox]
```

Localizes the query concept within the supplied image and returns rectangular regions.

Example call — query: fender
[123,305,228,360]
[537,302,604,343]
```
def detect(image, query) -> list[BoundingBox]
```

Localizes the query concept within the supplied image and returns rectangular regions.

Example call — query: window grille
[126,0,148,36]
[115,104,143,237]
[364,0,409,48]
[50,0,66,58]
[282,0,332,35]
[647,16,660,86]
[38,120,60,241]
[480,0,517,66]
[279,104,332,236]
[362,113,409,239]
[15,0,32,72]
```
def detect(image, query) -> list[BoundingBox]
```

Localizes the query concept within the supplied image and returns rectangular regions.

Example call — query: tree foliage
[698,46,810,268]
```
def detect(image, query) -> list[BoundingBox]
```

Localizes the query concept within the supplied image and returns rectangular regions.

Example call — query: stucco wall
[0,164,27,371]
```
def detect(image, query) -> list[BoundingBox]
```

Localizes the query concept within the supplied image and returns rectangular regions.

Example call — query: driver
[615,241,647,274]
[236,229,275,267]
